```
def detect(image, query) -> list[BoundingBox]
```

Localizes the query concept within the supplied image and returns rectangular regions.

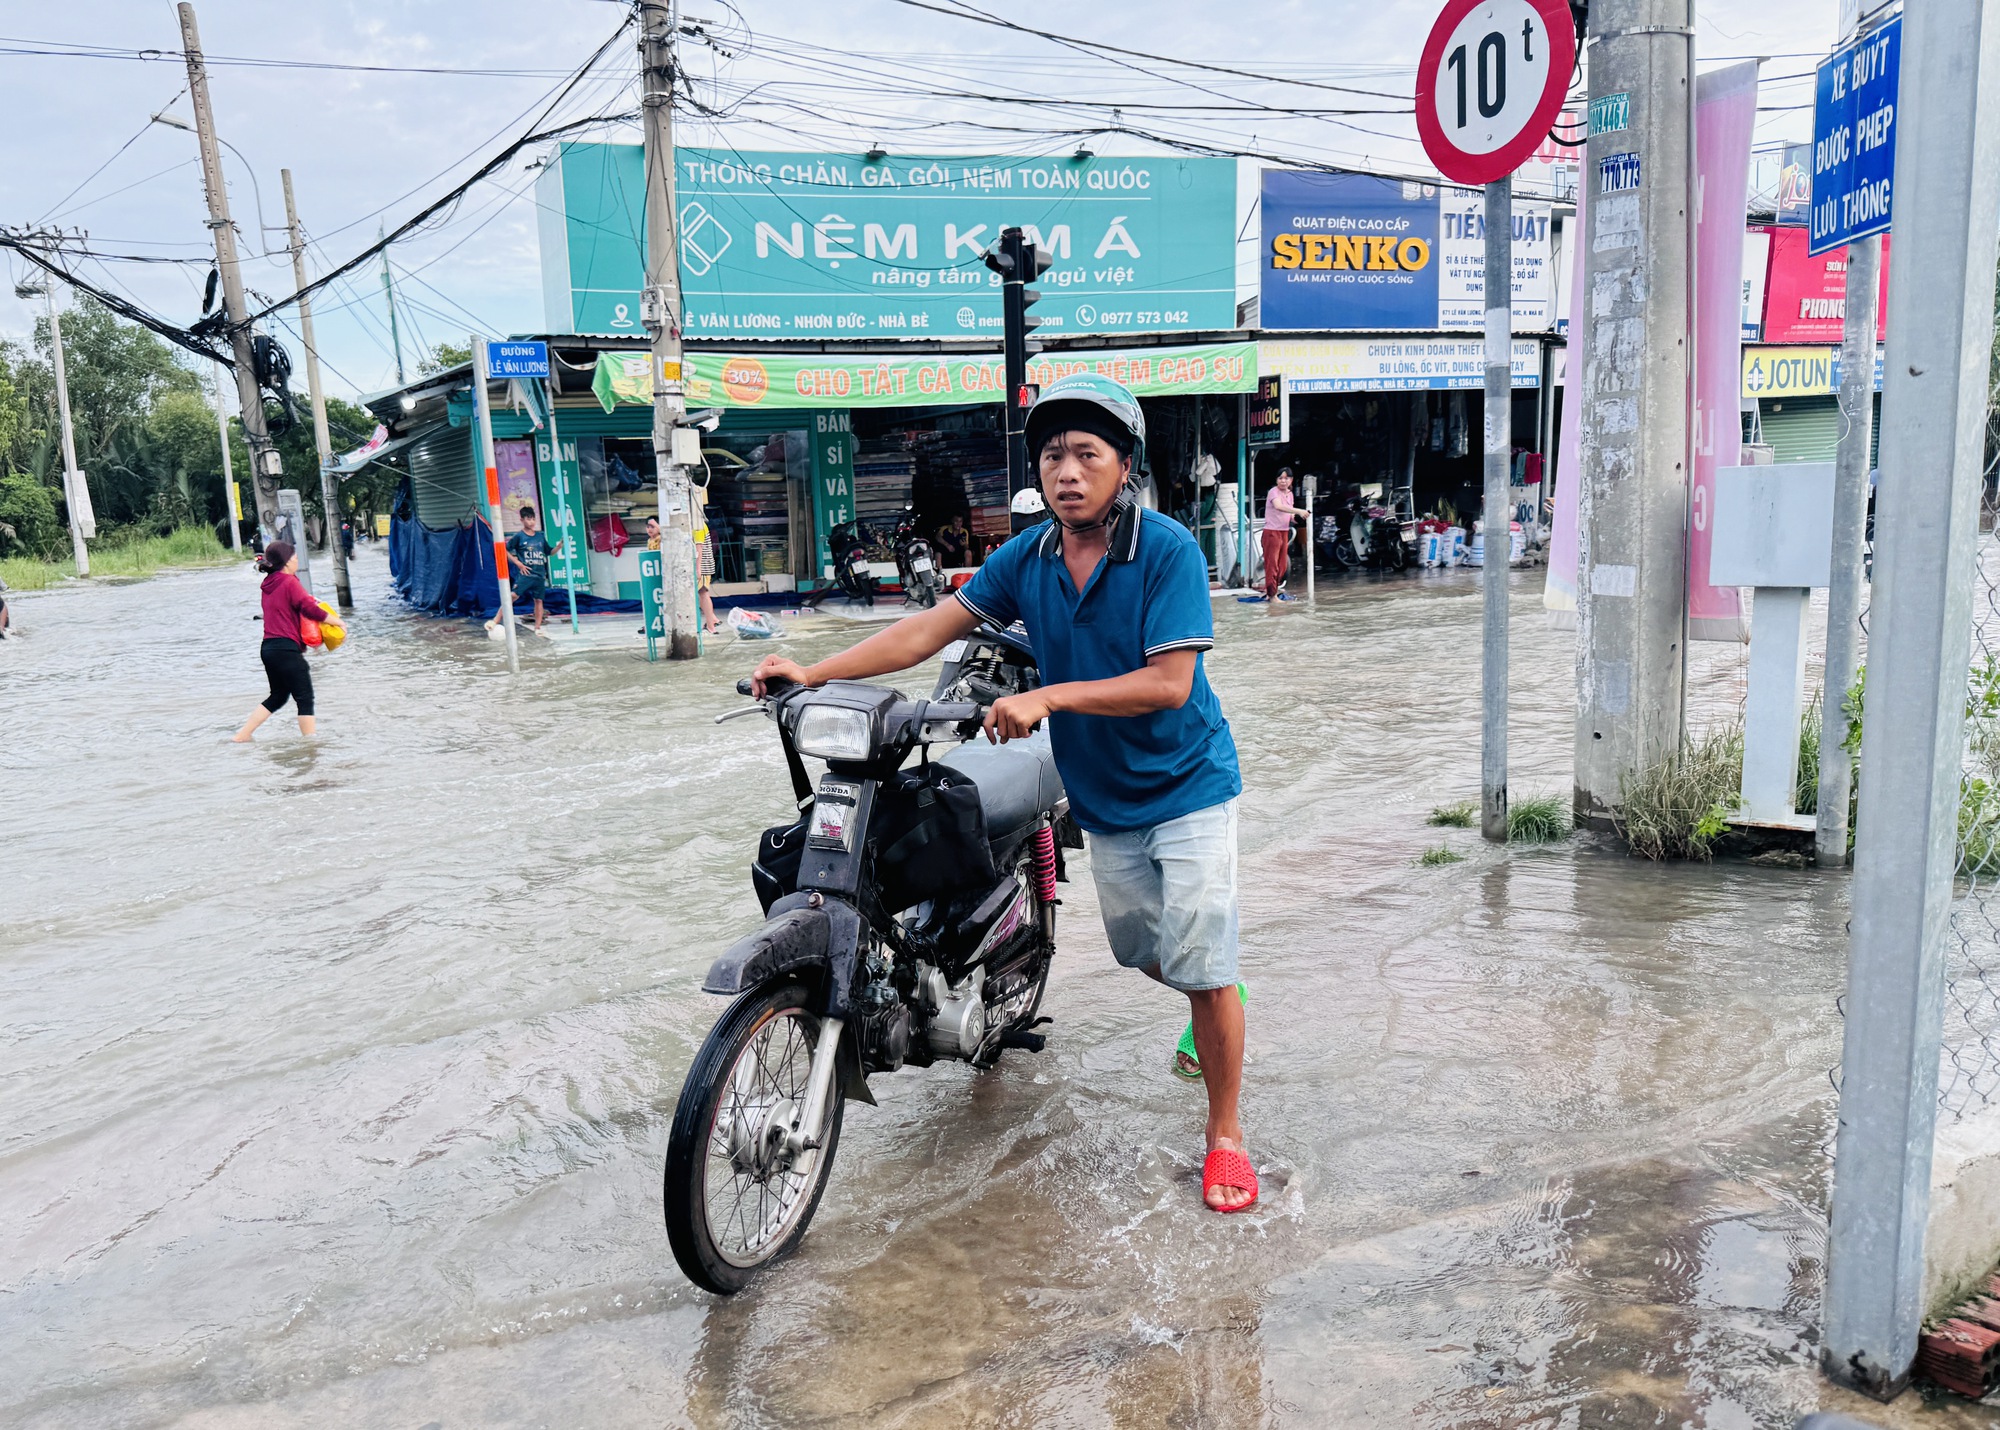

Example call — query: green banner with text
[591,342,1256,412]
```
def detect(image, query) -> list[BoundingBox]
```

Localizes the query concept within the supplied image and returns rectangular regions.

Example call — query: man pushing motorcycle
[752,374,1254,1213]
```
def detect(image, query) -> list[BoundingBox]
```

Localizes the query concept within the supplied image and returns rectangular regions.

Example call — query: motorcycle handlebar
[737,674,798,698]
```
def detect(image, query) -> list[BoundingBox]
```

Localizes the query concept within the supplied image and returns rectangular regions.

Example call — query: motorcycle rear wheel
[906,577,937,609]
[664,982,844,1295]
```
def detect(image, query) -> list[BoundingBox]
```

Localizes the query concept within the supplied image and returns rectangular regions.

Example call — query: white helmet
[1010,487,1046,515]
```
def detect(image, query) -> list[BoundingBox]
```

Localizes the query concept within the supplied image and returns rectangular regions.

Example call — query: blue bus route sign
[1810,17,1900,256]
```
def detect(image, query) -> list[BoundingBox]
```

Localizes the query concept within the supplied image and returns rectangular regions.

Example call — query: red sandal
[1202,1146,1259,1213]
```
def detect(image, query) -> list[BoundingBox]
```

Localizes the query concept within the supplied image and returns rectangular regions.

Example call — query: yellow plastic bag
[316,600,347,652]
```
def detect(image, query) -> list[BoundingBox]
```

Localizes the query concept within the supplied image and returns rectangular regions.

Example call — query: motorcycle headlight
[794,704,876,762]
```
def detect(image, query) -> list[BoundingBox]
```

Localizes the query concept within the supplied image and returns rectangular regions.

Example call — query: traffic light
[984,226,1056,528]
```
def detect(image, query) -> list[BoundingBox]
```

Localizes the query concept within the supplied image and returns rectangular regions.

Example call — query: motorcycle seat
[939,731,1064,855]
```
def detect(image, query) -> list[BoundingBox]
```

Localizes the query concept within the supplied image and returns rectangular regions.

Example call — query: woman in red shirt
[232,540,324,742]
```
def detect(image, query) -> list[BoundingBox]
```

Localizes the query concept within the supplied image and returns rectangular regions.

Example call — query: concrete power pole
[178,2,281,539]
[1814,229,1879,866]
[37,280,92,576]
[211,361,240,551]
[282,169,351,609]
[1572,0,1694,828]
[639,0,700,658]
[1822,0,2000,1397]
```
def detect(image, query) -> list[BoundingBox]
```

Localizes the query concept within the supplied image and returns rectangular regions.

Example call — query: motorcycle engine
[917,962,986,1062]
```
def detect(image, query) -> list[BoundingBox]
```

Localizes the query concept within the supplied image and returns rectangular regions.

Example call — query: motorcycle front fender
[701,894,875,1104]
[701,893,867,1022]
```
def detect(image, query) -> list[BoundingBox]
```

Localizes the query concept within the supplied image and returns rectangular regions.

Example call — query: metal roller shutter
[1757,394,1882,467]
[407,425,477,528]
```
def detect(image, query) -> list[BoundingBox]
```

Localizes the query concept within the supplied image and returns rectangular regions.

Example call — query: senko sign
[536,143,1236,339]
[1260,170,1553,331]
[1809,17,1900,255]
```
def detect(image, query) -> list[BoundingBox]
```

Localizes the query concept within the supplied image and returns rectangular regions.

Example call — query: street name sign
[1809,16,1901,255]
[485,340,551,380]
[1416,0,1578,185]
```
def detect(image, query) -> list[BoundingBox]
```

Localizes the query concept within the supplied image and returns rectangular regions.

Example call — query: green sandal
[1173,983,1246,1080]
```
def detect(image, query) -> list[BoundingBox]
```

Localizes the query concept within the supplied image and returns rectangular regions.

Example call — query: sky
[0,0,1840,412]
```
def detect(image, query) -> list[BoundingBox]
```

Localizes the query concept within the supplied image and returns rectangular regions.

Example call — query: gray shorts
[1087,799,1240,992]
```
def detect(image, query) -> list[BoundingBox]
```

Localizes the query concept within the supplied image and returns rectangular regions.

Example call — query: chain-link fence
[1939,259,2000,1119]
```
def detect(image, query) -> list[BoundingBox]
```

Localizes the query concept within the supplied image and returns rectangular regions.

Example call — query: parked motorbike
[663,624,1072,1294]
[892,506,947,609]
[1322,494,1409,571]
[828,518,877,605]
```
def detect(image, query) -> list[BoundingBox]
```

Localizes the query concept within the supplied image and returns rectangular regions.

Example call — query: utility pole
[283,169,350,609]
[1482,176,1512,843]
[1572,0,1693,829]
[211,360,240,551]
[472,338,521,675]
[1822,0,2000,1398]
[639,0,699,657]
[21,271,93,576]
[1814,230,1879,867]
[379,224,405,387]
[178,2,281,538]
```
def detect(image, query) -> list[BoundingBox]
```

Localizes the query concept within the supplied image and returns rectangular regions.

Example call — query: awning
[327,424,438,477]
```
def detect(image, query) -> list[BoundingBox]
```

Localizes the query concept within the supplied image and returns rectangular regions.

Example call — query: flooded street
[3,551,1986,1427]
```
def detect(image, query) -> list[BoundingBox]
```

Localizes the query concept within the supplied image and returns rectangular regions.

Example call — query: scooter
[663,625,1073,1294]
[827,518,877,606]
[1323,493,1408,571]
[891,506,947,609]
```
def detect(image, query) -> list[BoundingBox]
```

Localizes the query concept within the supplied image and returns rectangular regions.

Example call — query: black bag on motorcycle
[751,819,807,913]
[873,767,997,913]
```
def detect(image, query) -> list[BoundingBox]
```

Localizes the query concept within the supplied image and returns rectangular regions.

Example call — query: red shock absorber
[1031,823,1058,904]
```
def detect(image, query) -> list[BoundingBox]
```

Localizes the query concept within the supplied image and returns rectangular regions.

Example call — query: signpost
[474,339,520,675]
[486,340,550,381]
[1809,17,1901,257]
[1417,0,1576,843]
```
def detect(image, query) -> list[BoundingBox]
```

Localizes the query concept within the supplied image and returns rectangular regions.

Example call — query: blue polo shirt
[956,503,1241,833]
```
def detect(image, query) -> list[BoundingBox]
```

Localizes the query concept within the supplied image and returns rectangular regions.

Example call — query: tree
[0,471,60,556]
[419,340,472,376]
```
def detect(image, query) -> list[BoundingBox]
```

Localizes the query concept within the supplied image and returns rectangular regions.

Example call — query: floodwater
[2,550,1991,1428]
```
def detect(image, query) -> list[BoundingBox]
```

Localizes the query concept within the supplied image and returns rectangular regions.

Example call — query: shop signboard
[1741,343,1885,399]
[811,410,856,580]
[1758,224,1891,344]
[1776,142,1812,226]
[1259,170,1553,332]
[1247,374,1289,448]
[1741,228,1771,341]
[1257,336,1543,392]
[538,143,1236,339]
[638,549,666,653]
[534,431,590,587]
[591,341,1258,412]
[1810,16,1900,254]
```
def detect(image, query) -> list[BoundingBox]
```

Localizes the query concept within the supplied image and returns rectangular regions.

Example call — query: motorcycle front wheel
[664,982,845,1295]
[1331,538,1358,568]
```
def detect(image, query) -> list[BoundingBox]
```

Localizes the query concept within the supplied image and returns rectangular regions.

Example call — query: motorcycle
[663,624,1072,1294]
[1322,493,1409,572]
[892,506,947,609]
[827,518,877,606]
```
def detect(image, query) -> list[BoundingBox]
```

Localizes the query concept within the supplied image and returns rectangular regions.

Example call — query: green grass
[0,526,243,589]
[1507,794,1571,844]
[1616,724,1745,861]
[1426,801,1477,828]
[1417,845,1464,866]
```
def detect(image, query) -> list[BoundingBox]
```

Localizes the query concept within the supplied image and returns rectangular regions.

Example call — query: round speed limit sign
[1415,0,1577,186]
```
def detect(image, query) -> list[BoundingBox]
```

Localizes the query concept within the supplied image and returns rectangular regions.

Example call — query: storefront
[1250,169,1559,553]
[372,333,1258,617]
[1249,335,1553,539]
[1740,343,1883,466]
